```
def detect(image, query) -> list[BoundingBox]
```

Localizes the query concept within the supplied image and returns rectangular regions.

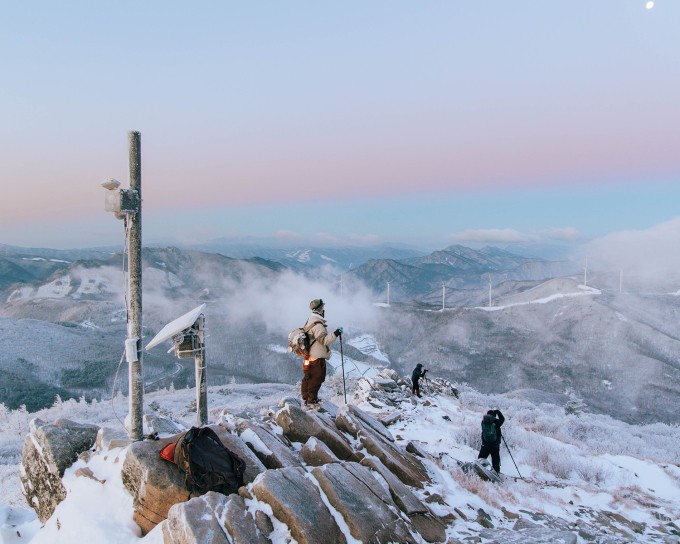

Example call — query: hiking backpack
[287,322,316,357]
[481,417,497,444]
[172,426,246,495]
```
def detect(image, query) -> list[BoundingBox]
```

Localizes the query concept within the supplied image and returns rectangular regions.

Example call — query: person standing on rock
[302,298,342,407]
[411,363,427,397]
[478,409,505,473]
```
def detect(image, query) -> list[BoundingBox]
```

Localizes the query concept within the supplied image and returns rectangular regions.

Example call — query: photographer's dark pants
[478,442,501,473]
[412,378,421,396]
[301,358,326,402]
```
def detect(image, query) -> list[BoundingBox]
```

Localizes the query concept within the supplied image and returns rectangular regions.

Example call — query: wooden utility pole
[195,315,207,425]
[102,131,144,441]
[127,131,144,441]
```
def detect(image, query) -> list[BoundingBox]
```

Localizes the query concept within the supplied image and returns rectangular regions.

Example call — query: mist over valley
[1,241,678,426]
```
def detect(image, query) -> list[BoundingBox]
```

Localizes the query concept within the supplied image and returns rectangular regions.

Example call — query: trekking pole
[340,335,347,404]
[501,435,523,480]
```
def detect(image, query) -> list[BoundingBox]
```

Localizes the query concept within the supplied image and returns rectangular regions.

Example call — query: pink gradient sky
[1,1,679,250]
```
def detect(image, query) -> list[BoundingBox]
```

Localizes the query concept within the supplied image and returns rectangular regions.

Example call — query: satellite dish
[145,304,206,351]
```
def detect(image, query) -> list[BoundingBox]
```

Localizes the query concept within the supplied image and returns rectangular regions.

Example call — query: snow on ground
[1,377,680,542]
[479,283,601,312]
[346,333,390,364]
[35,275,72,299]
[327,349,380,380]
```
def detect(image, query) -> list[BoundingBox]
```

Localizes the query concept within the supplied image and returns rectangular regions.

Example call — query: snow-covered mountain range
[1,243,679,427]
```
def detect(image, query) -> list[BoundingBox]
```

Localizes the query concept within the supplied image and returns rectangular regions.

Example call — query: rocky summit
[17,371,680,543]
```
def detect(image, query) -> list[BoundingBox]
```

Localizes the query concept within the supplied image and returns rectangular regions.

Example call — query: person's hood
[307,312,327,326]
[415,363,423,369]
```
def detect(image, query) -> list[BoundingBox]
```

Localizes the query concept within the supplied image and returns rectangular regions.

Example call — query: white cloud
[314,232,340,245]
[347,233,381,245]
[276,230,302,241]
[448,228,534,243]
[544,227,581,241]
[585,217,680,289]
[448,227,581,245]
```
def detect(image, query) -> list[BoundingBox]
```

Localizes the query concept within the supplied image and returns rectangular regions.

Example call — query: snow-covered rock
[20,418,99,522]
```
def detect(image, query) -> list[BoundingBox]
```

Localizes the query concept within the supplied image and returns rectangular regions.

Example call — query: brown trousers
[301,358,326,402]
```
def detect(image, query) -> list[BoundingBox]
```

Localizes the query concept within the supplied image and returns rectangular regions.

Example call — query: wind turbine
[488,273,492,307]
[584,257,588,287]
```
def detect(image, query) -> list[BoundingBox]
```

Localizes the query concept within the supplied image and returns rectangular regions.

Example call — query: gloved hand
[334,327,343,337]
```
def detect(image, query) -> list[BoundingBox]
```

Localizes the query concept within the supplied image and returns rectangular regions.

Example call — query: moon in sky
[646,1,654,8]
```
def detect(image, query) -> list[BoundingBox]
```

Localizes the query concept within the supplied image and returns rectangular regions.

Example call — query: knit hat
[309,298,324,312]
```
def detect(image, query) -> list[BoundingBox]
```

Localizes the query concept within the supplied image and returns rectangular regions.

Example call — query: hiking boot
[303,400,319,411]
[312,398,322,405]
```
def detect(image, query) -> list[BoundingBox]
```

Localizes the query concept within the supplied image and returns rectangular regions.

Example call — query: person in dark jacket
[411,363,428,397]
[302,299,342,406]
[477,409,505,473]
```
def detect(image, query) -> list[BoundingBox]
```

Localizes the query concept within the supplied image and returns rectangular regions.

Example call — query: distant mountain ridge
[188,241,426,273]
[5,242,677,425]
[348,244,579,300]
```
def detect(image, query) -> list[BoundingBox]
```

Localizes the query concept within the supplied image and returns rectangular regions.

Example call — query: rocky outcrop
[480,527,578,543]
[300,436,340,466]
[121,434,198,535]
[312,462,418,543]
[162,491,230,544]
[251,466,347,544]
[337,404,430,488]
[459,458,501,483]
[17,397,444,541]
[96,426,131,451]
[361,455,447,543]
[275,403,359,462]
[121,425,264,535]
[143,414,186,437]
[236,420,303,470]
[24,373,660,544]
[336,403,396,443]
[20,418,99,522]
[162,492,270,544]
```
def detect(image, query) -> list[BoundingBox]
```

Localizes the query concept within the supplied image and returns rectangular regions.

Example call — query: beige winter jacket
[304,312,339,361]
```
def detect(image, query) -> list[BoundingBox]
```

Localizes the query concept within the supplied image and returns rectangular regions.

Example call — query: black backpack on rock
[173,426,246,495]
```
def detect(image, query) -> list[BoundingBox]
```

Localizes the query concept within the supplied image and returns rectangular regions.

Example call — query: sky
[1,1,679,251]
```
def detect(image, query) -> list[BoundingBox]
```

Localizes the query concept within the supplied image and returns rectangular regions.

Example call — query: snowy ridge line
[477,284,601,311]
